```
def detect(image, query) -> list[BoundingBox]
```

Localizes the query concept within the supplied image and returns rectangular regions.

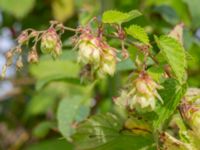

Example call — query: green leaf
[153,5,179,25]
[102,10,141,24]
[188,131,200,149]
[116,58,135,72]
[0,0,35,18]
[72,113,155,150]
[25,138,73,150]
[51,0,74,22]
[57,96,90,140]
[33,121,54,138]
[147,66,165,82]
[25,88,58,116]
[155,35,187,83]
[126,25,150,44]
[153,79,187,130]
[183,0,200,28]
[30,60,80,79]
[36,74,81,91]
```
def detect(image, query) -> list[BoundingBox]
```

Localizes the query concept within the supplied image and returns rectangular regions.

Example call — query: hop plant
[77,28,117,77]
[77,29,101,67]
[115,72,163,111]
[41,28,62,57]
[180,88,200,138]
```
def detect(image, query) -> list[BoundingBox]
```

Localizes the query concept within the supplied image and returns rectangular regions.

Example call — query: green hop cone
[114,73,162,111]
[78,37,101,67]
[77,29,117,77]
[40,28,58,54]
[131,75,163,111]
[98,49,116,77]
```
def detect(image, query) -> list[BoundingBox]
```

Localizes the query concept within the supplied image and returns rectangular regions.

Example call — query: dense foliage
[0,0,200,150]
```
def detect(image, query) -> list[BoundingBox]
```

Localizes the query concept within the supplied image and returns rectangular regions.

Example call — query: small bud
[29,30,38,37]
[40,28,58,54]
[5,51,13,66]
[16,47,22,53]
[28,48,39,63]
[18,31,29,44]
[16,56,23,69]
[169,23,184,45]
[1,65,7,78]
[5,51,13,59]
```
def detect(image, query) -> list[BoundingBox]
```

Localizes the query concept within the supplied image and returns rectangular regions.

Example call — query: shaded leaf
[153,79,187,130]
[57,96,90,140]
[25,138,73,150]
[36,74,81,91]
[147,66,164,82]
[30,60,80,79]
[153,5,179,25]
[73,113,155,150]
[183,0,200,28]
[116,58,135,72]
[33,121,54,138]
[25,88,58,116]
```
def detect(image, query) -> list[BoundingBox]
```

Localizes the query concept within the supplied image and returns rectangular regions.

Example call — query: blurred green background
[0,0,199,150]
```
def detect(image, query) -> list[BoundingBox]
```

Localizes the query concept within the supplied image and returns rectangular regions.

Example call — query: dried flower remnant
[28,48,39,63]
[115,72,163,111]
[16,56,23,69]
[160,132,194,150]
[17,31,29,44]
[180,88,200,138]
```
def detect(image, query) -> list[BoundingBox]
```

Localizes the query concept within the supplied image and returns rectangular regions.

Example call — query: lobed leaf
[153,79,187,131]
[72,113,155,150]
[155,35,187,83]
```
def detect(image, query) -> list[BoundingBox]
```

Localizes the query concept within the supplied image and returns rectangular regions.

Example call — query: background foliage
[0,0,199,150]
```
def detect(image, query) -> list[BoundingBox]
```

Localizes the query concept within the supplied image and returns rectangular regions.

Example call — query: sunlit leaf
[155,35,187,83]
[126,25,150,44]
[102,10,141,24]
[0,0,35,18]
